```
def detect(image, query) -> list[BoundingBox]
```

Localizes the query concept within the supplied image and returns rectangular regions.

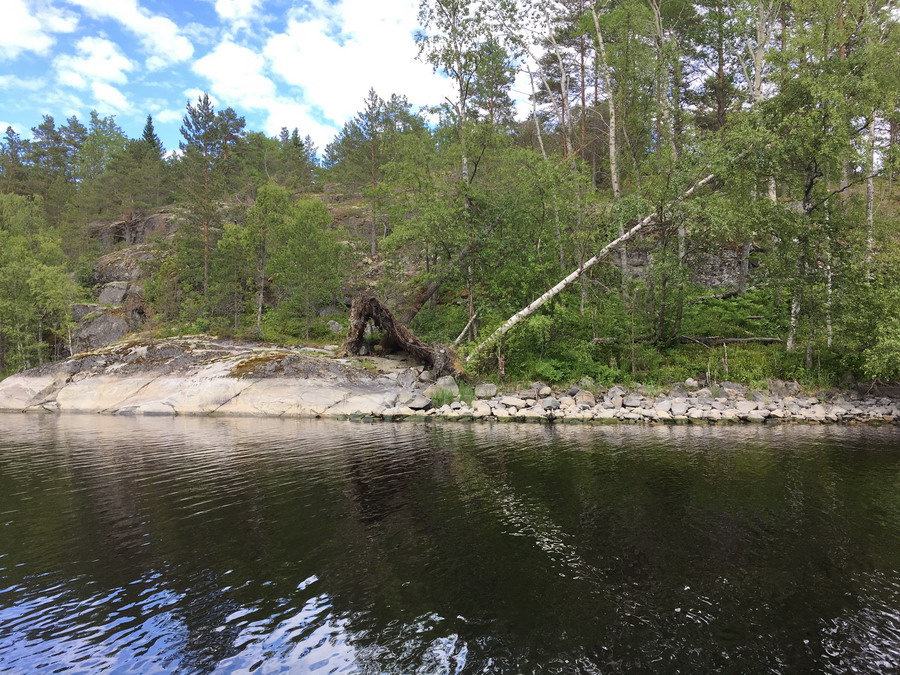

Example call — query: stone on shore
[424,375,459,398]
[475,383,497,398]
[541,396,561,410]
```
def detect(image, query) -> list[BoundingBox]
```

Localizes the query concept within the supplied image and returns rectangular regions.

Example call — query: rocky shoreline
[387,378,900,426]
[0,337,897,426]
[361,361,900,427]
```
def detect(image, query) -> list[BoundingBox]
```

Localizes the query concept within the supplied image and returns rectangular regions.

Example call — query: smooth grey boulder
[685,378,699,389]
[472,401,492,417]
[623,394,642,408]
[671,401,690,416]
[418,370,435,383]
[424,375,459,398]
[501,396,526,408]
[721,381,748,395]
[327,320,343,333]
[574,390,596,406]
[747,410,769,422]
[407,395,432,410]
[606,385,627,400]
[668,384,688,398]
[541,396,561,410]
[736,401,758,414]
[475,383,497,398]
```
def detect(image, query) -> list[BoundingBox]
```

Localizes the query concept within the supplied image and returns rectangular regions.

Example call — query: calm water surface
[1,416,900,673]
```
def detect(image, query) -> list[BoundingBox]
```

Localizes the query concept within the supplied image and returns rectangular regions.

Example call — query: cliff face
[73,210,176,353]
[0,337,403,418]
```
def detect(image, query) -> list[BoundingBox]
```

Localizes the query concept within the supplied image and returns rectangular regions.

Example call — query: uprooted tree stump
[342,296,460,378]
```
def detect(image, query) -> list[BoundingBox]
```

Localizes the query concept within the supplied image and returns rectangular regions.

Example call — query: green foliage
[0,194,80,373]
[267,197,345,338]
[863,319,900,383]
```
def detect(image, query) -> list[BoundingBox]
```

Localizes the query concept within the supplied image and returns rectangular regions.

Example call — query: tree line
[0,0,898,386]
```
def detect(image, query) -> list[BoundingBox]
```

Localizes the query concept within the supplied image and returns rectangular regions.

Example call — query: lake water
[1,416,900,673]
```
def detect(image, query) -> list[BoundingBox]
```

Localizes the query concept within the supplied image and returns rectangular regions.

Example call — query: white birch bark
[544,8,574,164]
[590,7,620,202]
[466,173,716,363]
[866,115,876,270]
[590,6,628,279]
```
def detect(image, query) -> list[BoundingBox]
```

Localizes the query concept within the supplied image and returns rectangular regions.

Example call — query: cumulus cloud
[193,41,275,104]
[55,37,133,88]
[54,37,134,113]
[214,0,262,24]
[0,75,47,91]
[64,0,194,70]
[190,40,334,145]
[0,121,27,135]
[183,89,219,106]
[190,1,459,146]
[43,89,88,118]
[1,0,79,60]
[263,0,452,127]
[258,98,340,149]
[91,82,131,113]
[153,108,183,124]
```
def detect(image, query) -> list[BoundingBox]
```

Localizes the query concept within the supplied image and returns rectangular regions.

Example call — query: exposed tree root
[343,296,460,377]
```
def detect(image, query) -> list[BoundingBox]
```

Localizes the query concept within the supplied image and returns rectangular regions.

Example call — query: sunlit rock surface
[0,337,401,418]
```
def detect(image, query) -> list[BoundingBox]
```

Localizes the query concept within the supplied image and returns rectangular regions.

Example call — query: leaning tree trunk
[343,296,459,377]
[466,173,716,364]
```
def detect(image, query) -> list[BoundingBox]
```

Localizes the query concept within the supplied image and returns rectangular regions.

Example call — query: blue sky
[0,0,459,152]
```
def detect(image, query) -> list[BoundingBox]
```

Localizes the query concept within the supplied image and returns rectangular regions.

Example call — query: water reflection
[1,416,899,672]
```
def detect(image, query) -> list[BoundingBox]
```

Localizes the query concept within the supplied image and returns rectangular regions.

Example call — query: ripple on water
[1,416,900,673]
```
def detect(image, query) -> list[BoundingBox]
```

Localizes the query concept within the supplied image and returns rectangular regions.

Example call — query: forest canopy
[0,0,898,387]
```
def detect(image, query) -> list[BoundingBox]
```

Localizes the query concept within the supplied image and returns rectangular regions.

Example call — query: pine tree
[177,93,247,308]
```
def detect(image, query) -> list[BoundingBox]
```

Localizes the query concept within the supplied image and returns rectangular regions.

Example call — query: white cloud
[214,0,261,24]
[0,0,79,60]
[154,108,183,124]
[0,75,46,91]
[259,98,340,149]
[263,0,452,127]
[191,40,335,146]
[55,37,134,88]
[64,0,194,70]
[183,89,219,106]
[91,82,130,113]
[54,37,134,113]
[43,89,88,117]
[193,41,275,104]
[0,121,27,135]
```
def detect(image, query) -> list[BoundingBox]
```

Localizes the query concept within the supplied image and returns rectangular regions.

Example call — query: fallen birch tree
[465,173,716,364]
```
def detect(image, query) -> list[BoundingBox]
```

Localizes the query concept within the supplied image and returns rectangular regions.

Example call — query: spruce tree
[141,114,164,157]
